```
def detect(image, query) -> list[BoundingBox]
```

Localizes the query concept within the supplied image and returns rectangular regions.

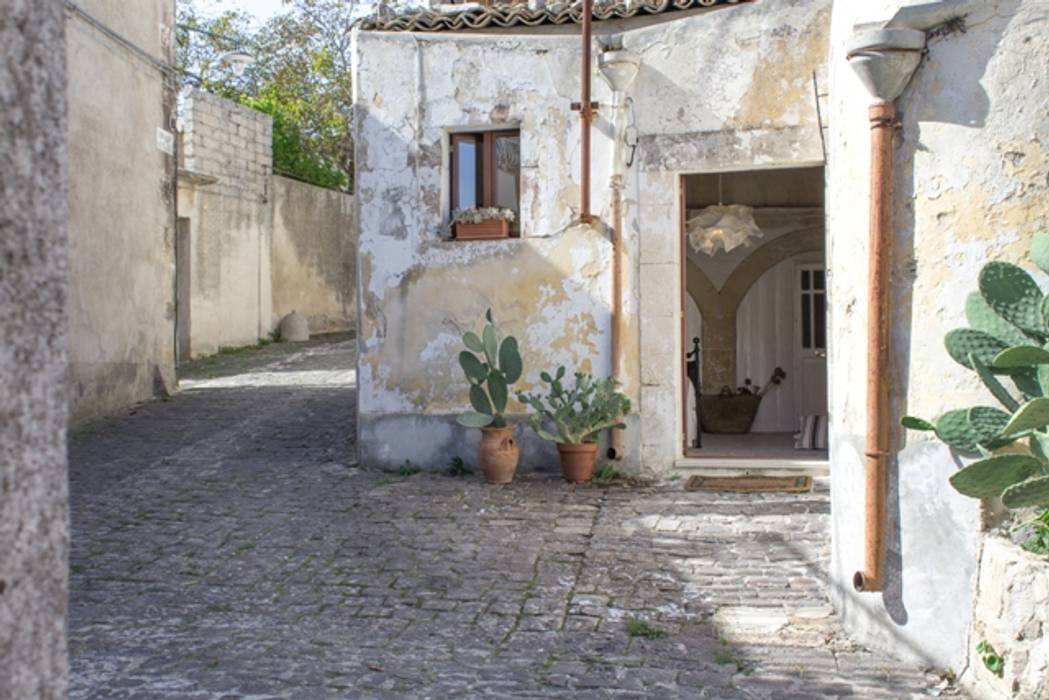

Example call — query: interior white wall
[736,251,824,432]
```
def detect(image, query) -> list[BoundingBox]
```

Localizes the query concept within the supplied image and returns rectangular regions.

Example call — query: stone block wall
[964,538,1049,699]
[1,1,70,695]
[178,90,274,357]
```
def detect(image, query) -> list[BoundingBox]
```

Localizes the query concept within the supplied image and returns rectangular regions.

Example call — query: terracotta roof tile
[359,0,745,32]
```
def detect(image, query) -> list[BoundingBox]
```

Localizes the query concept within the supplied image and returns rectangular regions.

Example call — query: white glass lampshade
[687,204,763,255]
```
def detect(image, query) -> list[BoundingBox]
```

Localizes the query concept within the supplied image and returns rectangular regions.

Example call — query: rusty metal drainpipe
[609,172,625,459]
[579,0,593,224]
[854,101,897,593]
[845,25,926,593]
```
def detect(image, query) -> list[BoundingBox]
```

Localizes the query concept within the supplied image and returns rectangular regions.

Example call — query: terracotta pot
[556,442,599,483]
[455,218,510,240]
[478,425,519,484]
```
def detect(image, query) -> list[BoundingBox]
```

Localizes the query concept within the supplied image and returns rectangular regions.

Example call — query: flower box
[454,218,509,241]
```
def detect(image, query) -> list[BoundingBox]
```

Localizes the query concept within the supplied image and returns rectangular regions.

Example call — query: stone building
[352,0,1049,694]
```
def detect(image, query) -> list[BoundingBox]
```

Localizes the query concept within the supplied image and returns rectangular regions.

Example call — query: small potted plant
[519,368,631,483]
[452,207,516,240]
[456,309,524,484]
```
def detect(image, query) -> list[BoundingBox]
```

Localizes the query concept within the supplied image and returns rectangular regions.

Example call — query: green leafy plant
[624,617,668,639]
[902,233,1049,510]
[518,369,631,444]
[447,456,471,477]
[593,464,625,484]
[398,460,420,477]
[1017,508,1049,555]
[456,309,523,429]
[977,640,1004,677]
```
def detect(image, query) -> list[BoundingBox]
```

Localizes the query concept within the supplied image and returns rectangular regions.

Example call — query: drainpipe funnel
[846,28,926,104]
[598,49,640,106]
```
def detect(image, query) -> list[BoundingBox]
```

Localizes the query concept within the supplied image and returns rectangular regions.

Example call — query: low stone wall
[271,175,355,334]
[964,537,1049,699]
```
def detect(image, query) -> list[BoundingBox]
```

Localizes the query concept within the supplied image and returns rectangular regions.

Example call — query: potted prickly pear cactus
[518,369,631,483]
[902,232,1049,512]
[456,309,523,484]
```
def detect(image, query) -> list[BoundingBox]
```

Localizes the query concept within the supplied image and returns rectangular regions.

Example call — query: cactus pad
[968,406,1012,447]
[945,329,1010,371]
[949,454,1042,499]
[993,346,1049,368]
[979,261,1047,339]
[1002,397,1049,435]
[1001,475,1049,508]
[901,416,935,431]
[457,412,494,428]
[966,292,1030,347]
[935,409,980,452]
[498,337,522,384]
[971,354,1020,412]
[1030,232,1049,276]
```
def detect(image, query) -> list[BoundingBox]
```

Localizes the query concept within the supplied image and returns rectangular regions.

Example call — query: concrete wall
[178,90,273,357]
[353,0,830,472]
[826,0,1049,671]
[272,175,356,333]
[66,0,177,424]
[1,1,69,695]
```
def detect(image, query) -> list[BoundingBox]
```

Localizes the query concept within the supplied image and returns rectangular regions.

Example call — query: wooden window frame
[451,129,521,235]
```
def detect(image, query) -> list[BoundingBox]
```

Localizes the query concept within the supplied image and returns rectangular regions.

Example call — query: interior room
[681,167,828,463]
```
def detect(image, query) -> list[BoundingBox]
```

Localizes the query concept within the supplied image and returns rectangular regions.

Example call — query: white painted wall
[827,0,1049,673]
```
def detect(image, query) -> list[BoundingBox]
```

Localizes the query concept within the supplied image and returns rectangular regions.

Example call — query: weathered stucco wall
[272,175,356,334]
[66,0,177,424]
[179,90,274,357]
[827,0,1049,671]
[1,1,69,695]
[353,0,830,472]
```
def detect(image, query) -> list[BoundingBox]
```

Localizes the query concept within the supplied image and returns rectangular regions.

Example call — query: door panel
[795,262,827,417]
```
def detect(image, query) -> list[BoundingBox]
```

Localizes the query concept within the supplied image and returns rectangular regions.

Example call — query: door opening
[176,217,191,364]
[680,167,828,464]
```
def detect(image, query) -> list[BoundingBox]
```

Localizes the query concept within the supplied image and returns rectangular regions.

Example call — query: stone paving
[69,336,942,699]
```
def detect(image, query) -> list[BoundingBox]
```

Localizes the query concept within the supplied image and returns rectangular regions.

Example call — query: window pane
[814,270,826,290]
[801,270,810,290]
[455,139,479,210]
[493,134,520,218]
[814,292,826,349]
[801,292,812,349]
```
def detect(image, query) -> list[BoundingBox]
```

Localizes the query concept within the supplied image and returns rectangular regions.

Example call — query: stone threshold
[674,456,830,477]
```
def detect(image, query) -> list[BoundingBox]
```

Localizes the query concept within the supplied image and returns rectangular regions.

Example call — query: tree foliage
[176,0,356,191]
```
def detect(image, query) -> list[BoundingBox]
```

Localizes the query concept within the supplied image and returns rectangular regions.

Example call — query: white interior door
[795,263,828,418]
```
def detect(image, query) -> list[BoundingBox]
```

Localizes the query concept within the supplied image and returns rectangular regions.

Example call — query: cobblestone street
[68,336,936,699]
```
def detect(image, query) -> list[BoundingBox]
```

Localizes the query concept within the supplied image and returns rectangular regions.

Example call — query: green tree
[176,0,356,191]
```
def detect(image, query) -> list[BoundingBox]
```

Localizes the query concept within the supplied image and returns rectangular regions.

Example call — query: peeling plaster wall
[827,0,1049,671]
[66,0,177,424]
[271,175,356,334]
[353,0,830,473]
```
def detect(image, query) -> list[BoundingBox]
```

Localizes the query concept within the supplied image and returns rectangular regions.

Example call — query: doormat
[685,475,813,493]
